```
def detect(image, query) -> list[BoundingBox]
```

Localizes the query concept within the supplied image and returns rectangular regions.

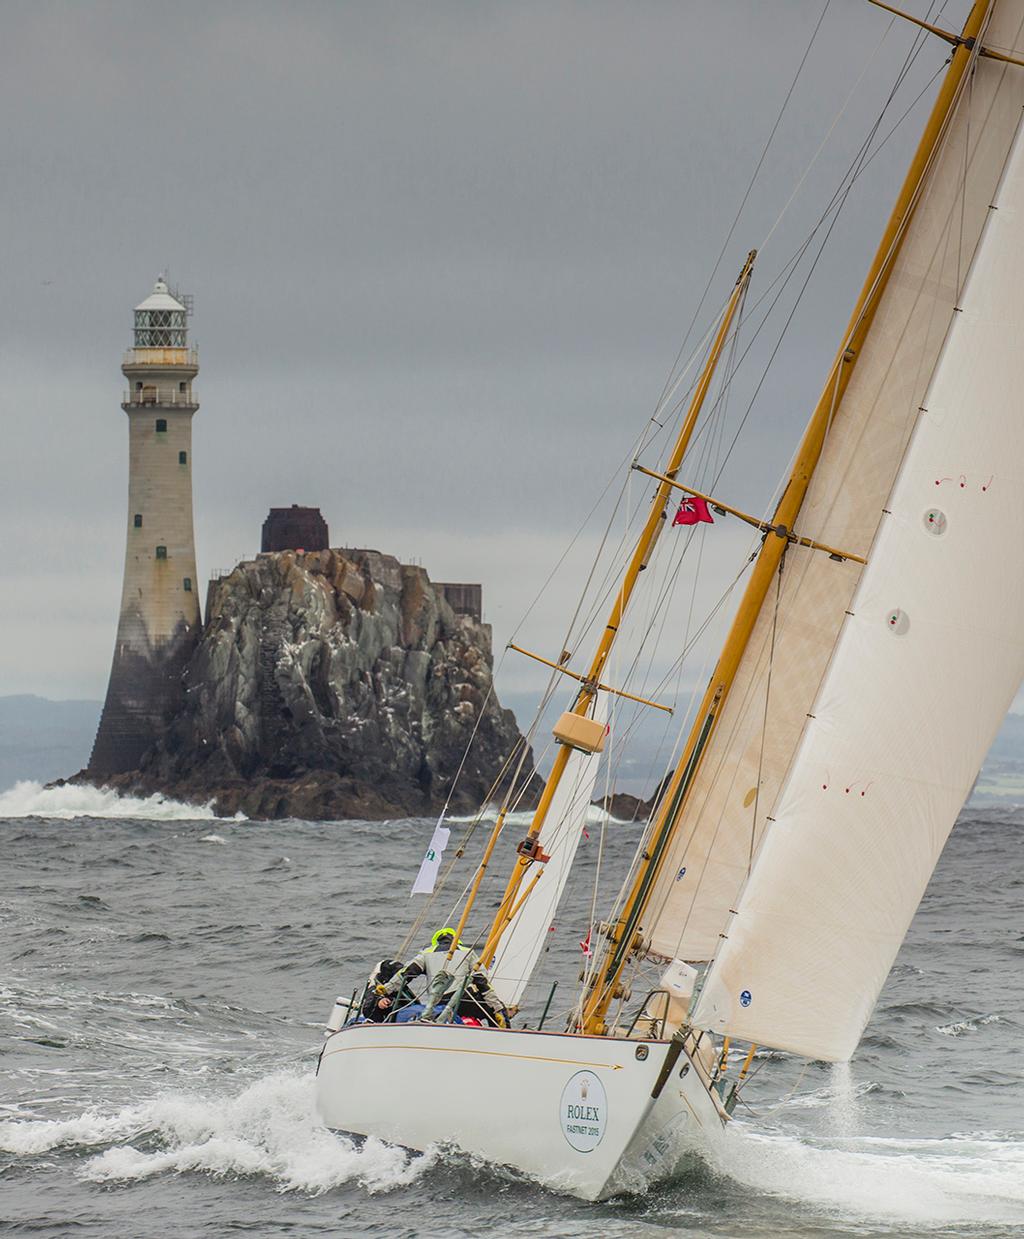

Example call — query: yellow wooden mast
[471,249,757,969]
[579,0,992,1035]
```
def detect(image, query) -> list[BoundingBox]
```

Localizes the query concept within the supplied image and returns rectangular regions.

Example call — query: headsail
[642,2,1024,968]
[489,696,607,1008]
[693,87,1024,1059]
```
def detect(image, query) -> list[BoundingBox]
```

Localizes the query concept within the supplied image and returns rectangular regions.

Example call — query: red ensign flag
[672,496,715,526]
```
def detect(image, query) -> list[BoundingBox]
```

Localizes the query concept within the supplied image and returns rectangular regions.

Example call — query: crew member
[381,927,509,1026]
[360,959,414,1022]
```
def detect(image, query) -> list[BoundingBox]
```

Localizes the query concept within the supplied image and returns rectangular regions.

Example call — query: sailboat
[316,0,1024,1199]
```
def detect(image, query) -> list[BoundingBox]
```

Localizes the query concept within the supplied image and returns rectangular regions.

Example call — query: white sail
[643,8,1024,965]
[691,100,1024,1062]
[489,696,607,1008]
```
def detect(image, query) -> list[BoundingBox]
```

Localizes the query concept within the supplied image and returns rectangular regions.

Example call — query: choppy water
[1,780,1022,1238]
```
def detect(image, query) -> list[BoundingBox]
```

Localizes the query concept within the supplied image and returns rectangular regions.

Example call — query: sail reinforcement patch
[886,609,910,635]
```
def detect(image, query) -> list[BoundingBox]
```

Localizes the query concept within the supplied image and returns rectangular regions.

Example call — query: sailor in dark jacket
[360,959,414,1022]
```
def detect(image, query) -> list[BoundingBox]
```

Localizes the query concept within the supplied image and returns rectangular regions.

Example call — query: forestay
[692,93,1024,1061]
[642,4,1024,966]
[489,696,607,1008]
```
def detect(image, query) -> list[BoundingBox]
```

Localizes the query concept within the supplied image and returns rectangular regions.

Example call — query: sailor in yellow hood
[381,927,505,1025]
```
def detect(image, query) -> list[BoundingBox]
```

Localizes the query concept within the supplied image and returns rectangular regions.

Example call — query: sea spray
[0,780,241,822]
[827,1061,860,1139]
[1,1072,434,1195]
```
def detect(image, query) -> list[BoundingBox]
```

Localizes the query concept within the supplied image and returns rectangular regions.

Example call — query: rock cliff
[83,549,535,819]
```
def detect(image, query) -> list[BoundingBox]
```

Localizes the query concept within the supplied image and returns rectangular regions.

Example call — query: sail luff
[580,2,994,1033]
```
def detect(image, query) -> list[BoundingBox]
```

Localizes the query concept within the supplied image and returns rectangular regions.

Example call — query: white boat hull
[315,1021,727,1200]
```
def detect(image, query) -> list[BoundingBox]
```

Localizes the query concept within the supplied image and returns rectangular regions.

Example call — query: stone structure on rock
[435,582,482,623]
[88,276,202,776]
[100,548,533,819]
[261,505,329,553]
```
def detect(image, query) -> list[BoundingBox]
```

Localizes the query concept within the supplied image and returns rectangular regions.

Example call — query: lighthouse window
[133,514,143,528]
[179,450,187,464]
[135,381,143,391]
[179,381,187,392]
[155,418,167,433]
[155,545,167,560]
[183,577,192,592]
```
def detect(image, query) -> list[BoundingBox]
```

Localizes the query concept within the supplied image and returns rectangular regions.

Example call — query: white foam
[936,1012,1000,1037]
[0,1071,432,1195]
[707,1122,1024,1226]
[200,833,228,844]
[450,803,639,828]
[0,780,241,822]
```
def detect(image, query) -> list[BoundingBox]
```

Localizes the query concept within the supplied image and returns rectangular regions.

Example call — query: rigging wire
[654,0,835,417]
[705,55,948,506]
[653,17,948,515]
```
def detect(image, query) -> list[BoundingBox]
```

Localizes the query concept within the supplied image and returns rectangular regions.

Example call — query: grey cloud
[0,1,972,704]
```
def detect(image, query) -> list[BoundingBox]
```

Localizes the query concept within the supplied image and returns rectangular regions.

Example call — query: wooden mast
[579,0,992,1035]
[472,249,757,968]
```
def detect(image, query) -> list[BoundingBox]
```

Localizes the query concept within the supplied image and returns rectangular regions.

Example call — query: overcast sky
[1,1,976,720]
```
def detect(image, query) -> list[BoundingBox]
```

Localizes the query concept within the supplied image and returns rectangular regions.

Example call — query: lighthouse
[88,276,201,776]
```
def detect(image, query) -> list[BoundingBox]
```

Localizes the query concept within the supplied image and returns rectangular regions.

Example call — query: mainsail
[643,2,1024,970]
[693,89,1024,1059]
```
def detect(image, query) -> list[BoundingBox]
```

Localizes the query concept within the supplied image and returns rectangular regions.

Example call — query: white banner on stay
[410,819,451,895]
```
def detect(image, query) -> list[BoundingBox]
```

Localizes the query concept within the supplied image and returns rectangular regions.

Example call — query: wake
[709,1120,1024,1227]
[5,1066,1024,1224]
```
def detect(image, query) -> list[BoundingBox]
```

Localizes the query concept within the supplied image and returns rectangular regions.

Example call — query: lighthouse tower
[89,276,201,776]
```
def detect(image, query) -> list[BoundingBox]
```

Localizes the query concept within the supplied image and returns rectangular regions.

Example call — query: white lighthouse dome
[135,274,186,313]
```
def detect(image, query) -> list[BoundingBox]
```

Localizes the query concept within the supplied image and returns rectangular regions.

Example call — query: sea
[1,779,1021,1239]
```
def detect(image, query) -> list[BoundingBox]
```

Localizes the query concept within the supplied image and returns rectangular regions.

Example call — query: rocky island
[81,547,535,819]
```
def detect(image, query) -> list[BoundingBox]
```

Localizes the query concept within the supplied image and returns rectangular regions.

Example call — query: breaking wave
[0,780,239,822]
[451,803,640,828]
[0,1072,432,1195]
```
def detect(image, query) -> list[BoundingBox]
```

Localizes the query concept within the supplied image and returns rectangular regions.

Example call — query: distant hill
[0,695,100,791]
[980,711,1024,761]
